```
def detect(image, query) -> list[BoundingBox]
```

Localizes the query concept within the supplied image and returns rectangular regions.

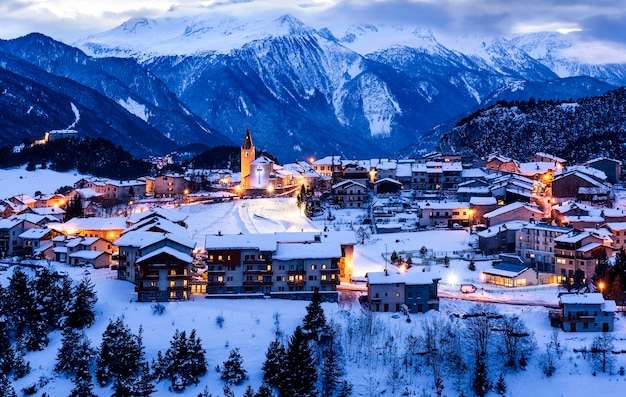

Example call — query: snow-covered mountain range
[2,12,625,160]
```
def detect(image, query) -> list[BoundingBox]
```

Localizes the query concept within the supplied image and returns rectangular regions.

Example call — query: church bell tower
[241,128,256,189]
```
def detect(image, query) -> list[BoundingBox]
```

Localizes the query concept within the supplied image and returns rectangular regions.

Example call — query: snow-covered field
[0,166,90,197]
[2,169,626,396]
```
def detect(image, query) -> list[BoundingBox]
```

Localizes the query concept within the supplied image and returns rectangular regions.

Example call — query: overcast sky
[1,0,626,63]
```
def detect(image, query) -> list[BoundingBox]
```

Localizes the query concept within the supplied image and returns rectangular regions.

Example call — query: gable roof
[136,246,194,264]
[483,202,543,219]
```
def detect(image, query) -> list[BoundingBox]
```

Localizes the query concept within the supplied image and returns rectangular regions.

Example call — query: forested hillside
[437,87,626,163]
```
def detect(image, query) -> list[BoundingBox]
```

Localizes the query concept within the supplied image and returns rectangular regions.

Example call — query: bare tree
[589,333,616,374]
[494,315,536,370]
[463,304,499,358]
[418,318,448,395]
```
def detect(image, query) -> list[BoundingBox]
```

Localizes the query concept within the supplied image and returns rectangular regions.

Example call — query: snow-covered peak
[333,23,440,55]
[76,13,317,58]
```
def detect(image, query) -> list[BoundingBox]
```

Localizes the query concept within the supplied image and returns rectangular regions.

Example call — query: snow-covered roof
[483,202,542,219]
[31,207,66,216]
[477,221,527,238]
[73,188,102,198]
[126,207,187,225]
[374,177,403,186]
[123,216,187,236]
[273,242,341,260]
[462,168,488,178]
[367,270,439,285]
[458,186,491,194]
[394,163,411,177]
[68,250,109,260]
[274,231,356,246]
[66,236,101,248]
[418,201,469,210]
[332,179,367,190]
[535,152,566,163]
[376,161,397,171]
[561,215,604,224]
[555,167,607,182]
[205,233,277,251]
[606,222,626,231]
[136,246,194,264]
[517,162,557,176]
[554,231,594,243]
[19,228,52,239]
[55,217,128,232]
[469,197,497,206]
[250,155,273,165]
[114,231,195,250]
[483,261,529,278]
[0,218,24,229]
[313,155,341,165]
[560,293,611,307]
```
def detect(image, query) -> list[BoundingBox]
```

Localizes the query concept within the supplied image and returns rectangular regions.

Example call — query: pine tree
[223,384,235,397]
[159,329,206,390]
[196,385,214,397]
[65,195,83,220]
[66,277,98,329]
[281,326,318,397]
[320,334,343,397]
[132,362,156,397]
[56,327,84,374]
[262,338,287,388]
[6,267,34,338]
[337,380,353,397]
[0,374,17,397]
[187,329,208,378]
[243,385,255,397]
[69,354,96,397]
[468,259,476,271]
[254,382,274,397]
[302,288,327,342]
[221,348,247,385]
[472,353,490,397]
[495,373,507,396]
[96,318,143,387]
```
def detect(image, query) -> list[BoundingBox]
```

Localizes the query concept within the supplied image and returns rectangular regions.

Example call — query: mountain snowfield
[69,12,626,160]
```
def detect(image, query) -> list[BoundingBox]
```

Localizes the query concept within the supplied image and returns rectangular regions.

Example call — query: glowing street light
[599,281,605,295]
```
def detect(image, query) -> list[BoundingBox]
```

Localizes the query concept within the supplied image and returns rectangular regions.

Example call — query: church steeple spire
[242,127,253,150]
[241,128,256,189]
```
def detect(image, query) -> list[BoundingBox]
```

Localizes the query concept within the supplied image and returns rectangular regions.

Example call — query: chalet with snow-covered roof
[486,154,520,173]
[0,216,40,256]
[65,236,113,268]
[469,196,498,225]
[332,180,367,208]
[113,232,195,286]
[477,221,526,255]
[50,217,127,241]
[366,271,440,313]
[482,259,538,287]
[529,152,566,165]
[418,201,472,228]
[34,193,67,208]
[374,160,397,181]
[554,230,614,281]
[203,231,355,300]
[489,174,534,204]
[126,207,188,227]
[483,202,543,227]
[0,201,12,219]
[8,194,37,209]
[553,293,616,332]
[584,157,621,184]
[605,222,626,250]
[552,169,611,204]
[457,179,492,202]
[312,156,342,178]
[154,173,191,198]
[19,227,57,260]
[23,207,66,222]
[374,178,403,194]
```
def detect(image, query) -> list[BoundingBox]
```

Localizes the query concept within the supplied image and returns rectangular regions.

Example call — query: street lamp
[599,281,605,295]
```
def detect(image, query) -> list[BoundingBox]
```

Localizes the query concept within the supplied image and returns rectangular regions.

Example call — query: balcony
[321,278,340,285]
[243,280,272,286]
[207,281,225,287]
[244,269,273,276]
[135,286,158,292]
[287,279,305,286]
[288,269,306,276]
